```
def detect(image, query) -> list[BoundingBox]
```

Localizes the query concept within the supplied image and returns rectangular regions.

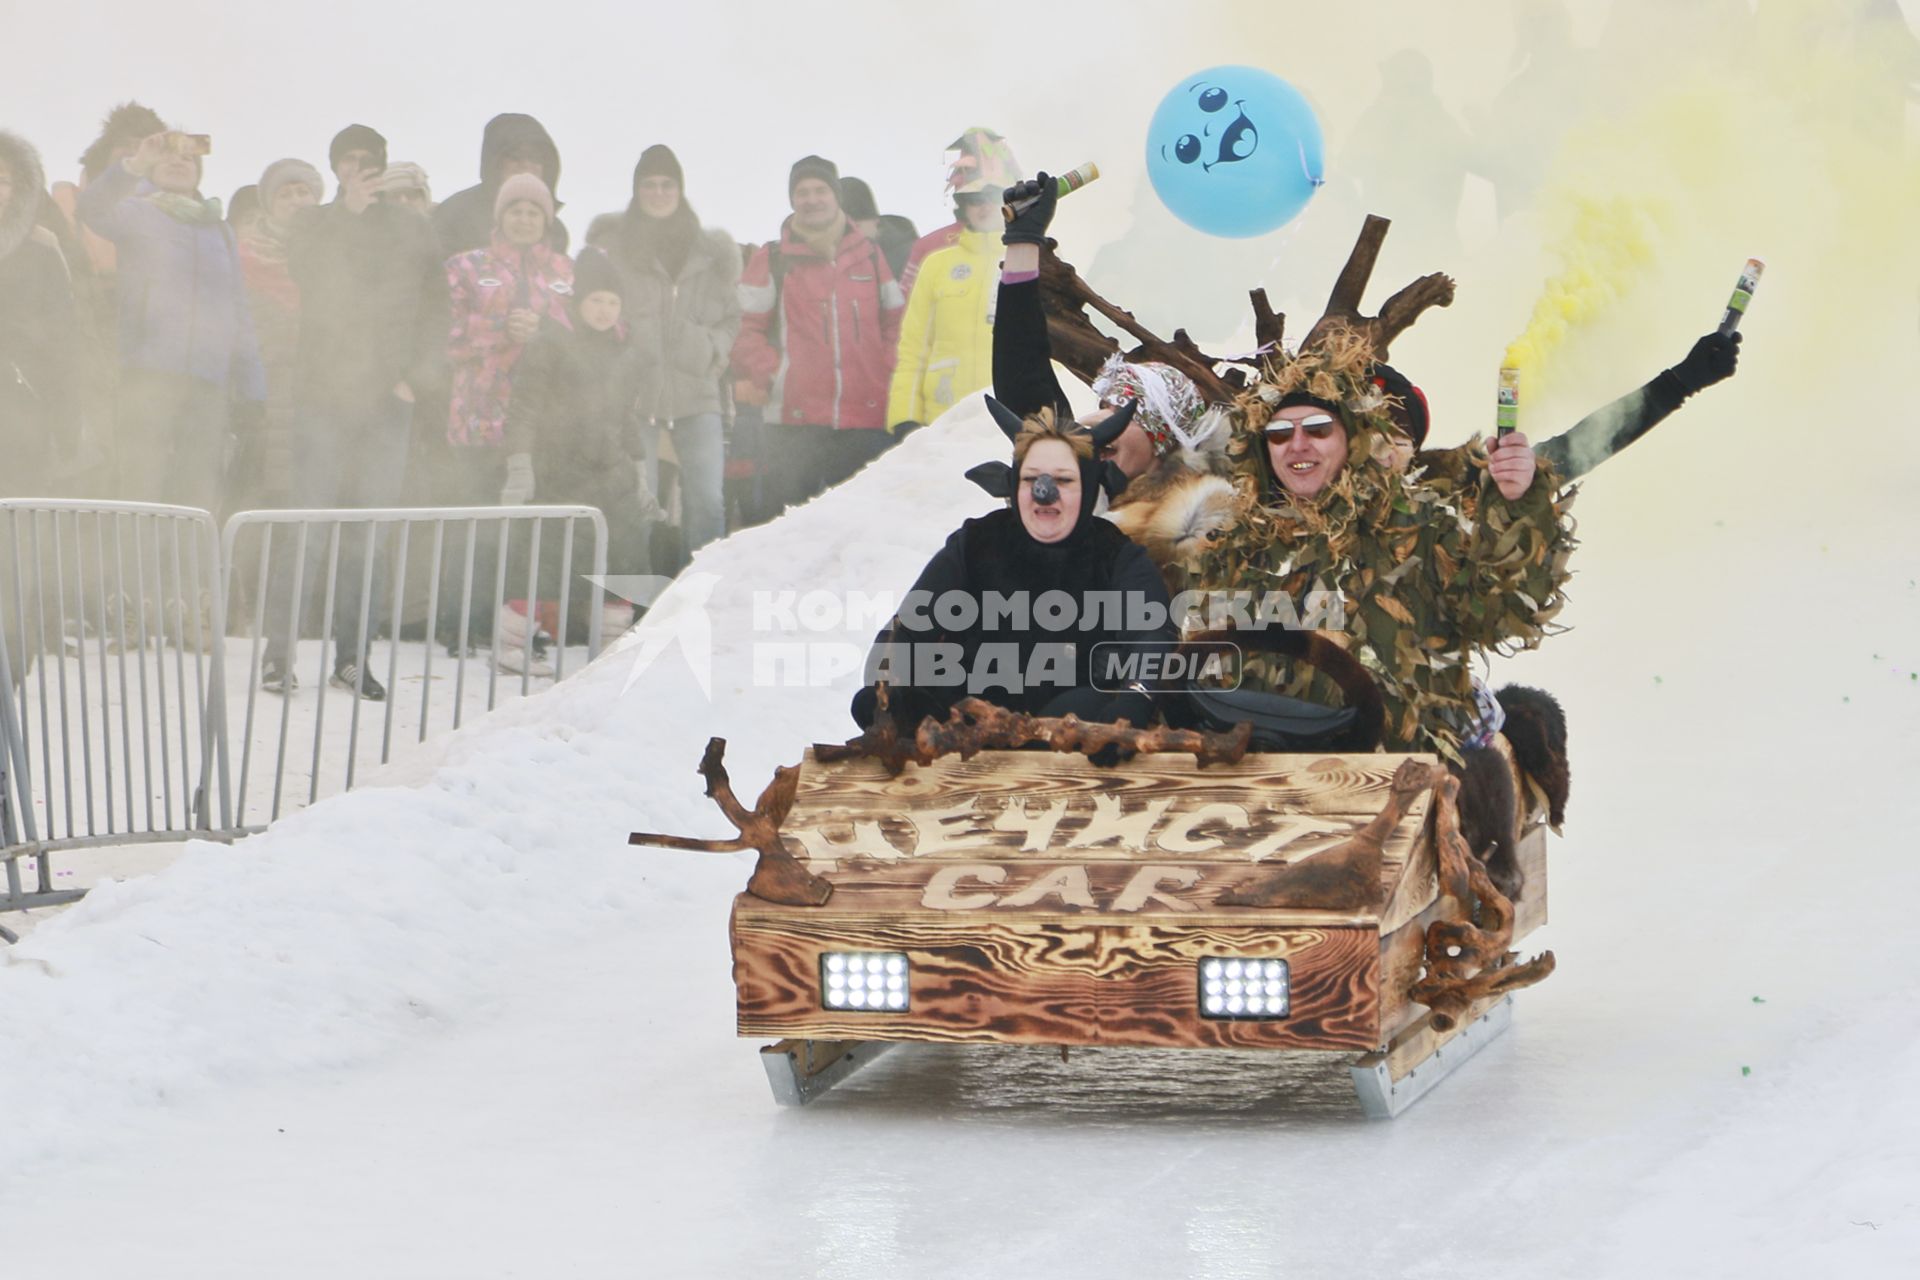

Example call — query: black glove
[892,420,925,439]
[1665,331,1741,396]
[1001,171,1057,247]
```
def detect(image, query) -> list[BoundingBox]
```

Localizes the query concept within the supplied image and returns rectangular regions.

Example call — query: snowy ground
[3,399,1918,1278]
[4,633,583,929]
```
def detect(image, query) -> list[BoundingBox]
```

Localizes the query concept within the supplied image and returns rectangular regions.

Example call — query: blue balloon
[1146,65,1326,239]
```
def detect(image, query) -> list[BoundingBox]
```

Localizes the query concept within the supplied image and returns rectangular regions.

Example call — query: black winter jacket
[504,319,642,483]
[288,199,448,413]
[870,506,1176,724]
[431,114,569,257]
[0,131,85,484]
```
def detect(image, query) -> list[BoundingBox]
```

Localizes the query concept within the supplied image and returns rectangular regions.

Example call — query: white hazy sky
[0,0,1666,242]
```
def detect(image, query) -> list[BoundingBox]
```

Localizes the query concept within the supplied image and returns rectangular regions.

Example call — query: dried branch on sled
[1036,245,1242,402]
[1032,215,1454,405]
[1410,773,1556,1031]
[628,737,832,907]
[1215,758,1434,910]
[811,682,919,774]
[815,695,1251,774]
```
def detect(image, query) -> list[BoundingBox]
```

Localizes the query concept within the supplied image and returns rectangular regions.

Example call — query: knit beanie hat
[494,172,555,226]
[1091,354,1212,455]
[837,176,880,221]
[375,161,431,202]
[328,124,387,174]
[788,154,840,200]
[258,157,324,210]
[1275,389,1347,418]
[1368,363,1430,449]
[633,144,684,189]
[572,247,624,302]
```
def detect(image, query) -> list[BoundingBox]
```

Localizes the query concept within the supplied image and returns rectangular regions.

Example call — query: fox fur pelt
[1106,441,1238,579]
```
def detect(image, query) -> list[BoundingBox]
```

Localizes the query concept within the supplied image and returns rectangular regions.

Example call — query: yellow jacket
[887,229,1000,428]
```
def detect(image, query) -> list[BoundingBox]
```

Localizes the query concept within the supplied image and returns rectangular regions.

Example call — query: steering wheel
[1176,625,1384,752]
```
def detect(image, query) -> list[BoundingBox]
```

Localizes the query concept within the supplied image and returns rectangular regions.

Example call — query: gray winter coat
[614,225,741,424]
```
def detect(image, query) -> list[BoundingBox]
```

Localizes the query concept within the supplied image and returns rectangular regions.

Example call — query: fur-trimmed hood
[78,102,166,182]
[0,129,47,260]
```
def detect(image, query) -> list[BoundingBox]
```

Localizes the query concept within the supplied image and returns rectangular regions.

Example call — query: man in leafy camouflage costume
[1193,327,1577,765]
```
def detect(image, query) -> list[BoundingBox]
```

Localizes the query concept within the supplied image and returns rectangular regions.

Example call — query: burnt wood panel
[733,903,1379,1051]
[792,751,1441,820]
[744,858,1378,926]
[781,755,1434,873]
[1379,818,1440,935]
[1097,925,1379,1050]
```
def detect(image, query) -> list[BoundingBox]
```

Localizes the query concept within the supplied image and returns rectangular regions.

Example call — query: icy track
[3,397,1918,1278]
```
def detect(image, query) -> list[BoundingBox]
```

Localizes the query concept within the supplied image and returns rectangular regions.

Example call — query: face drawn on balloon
[1147,65,1325,238]
[1163,81,1260,173]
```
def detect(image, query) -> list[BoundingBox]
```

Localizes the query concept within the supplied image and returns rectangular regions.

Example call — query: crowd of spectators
[0,106,1022,695]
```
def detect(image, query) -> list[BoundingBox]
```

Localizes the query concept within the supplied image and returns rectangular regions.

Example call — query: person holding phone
[264,124,446,699]
[77,128,263,510]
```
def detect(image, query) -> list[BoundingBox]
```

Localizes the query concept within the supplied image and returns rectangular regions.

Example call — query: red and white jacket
[733,219,904,430]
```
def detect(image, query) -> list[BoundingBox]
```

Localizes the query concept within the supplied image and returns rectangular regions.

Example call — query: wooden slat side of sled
[732,750,1463,1054]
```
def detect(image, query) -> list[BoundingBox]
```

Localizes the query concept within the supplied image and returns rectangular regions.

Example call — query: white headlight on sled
[1198,956,1289,1020]
[822,952,909,1012]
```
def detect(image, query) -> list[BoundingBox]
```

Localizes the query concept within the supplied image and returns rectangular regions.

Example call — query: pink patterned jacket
[444,238,574,446]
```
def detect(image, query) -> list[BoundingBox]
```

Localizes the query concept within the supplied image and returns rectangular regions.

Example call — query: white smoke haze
[7,5,1914,763]
[7,5,1920,1273]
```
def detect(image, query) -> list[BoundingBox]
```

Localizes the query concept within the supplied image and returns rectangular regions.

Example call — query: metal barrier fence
[2,500,611,915]
[1,500,232,910]
[219,506,608,830]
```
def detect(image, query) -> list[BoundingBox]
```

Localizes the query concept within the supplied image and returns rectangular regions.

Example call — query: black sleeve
[1533,371,1689,481]
[852,526,973,728]
[886,526,971,644]
[1109,542,1180,690]
[503,332,556,455]
[993,277,1072,421]
[406,219,452,396]
[285,203,328,291]
[29,246,87,457]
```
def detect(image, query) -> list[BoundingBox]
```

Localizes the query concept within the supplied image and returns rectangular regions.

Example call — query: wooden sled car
[639,713,1554,1119]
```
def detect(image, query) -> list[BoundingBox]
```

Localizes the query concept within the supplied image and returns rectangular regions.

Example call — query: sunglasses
[1264,413,1339,445]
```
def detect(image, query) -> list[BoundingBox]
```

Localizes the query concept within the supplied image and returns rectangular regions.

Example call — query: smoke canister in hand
[1496,366,1520,437]
[1002,163,1101,220]
[1720,258,1764,335]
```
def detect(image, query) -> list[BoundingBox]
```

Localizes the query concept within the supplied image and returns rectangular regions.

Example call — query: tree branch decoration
[1298,214,1456,360]
[815,695,1251,774]
[628,737,832,907]
[1031,214,1454,402]
[1409,773,1556,1031]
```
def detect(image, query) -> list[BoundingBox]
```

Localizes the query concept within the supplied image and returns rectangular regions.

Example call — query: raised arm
[993,174,1072,421]
[1534,331,1742,480]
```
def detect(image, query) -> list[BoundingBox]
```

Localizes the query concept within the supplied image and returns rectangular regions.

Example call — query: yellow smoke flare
[1503,196,1666,389]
